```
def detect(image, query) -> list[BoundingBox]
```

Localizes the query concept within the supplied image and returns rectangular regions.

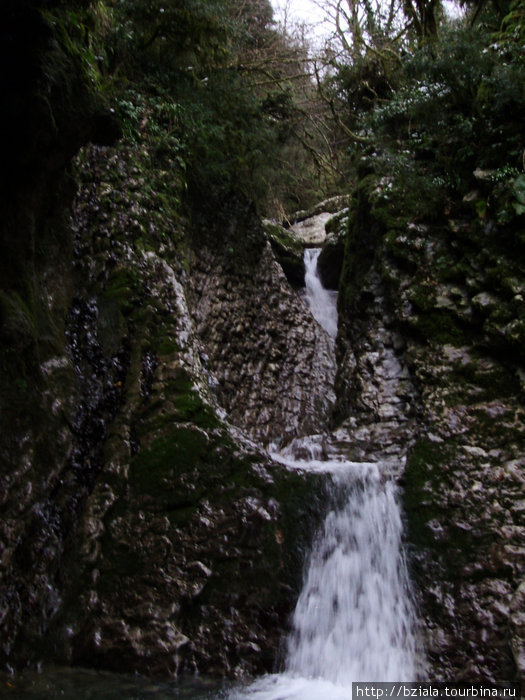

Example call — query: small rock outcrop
[263,220,305,287]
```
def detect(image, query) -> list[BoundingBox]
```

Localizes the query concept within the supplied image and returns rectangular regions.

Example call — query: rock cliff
[0,122,332,675]
[1,2,523,686]
[337,159,525,683]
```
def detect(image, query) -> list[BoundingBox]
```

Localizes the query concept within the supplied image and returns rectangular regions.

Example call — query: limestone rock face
[290,212,332,246]
[401,340,524,683]
[28,144,325,678]
[337,175,525,684]
[333,271,417,466]
[0,125,331,678]
[189,241,336,443]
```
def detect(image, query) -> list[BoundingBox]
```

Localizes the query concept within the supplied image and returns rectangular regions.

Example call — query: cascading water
[230,248,420,700]
[12,241,421,700]
[303,248,338,339]
[286,468,416,683]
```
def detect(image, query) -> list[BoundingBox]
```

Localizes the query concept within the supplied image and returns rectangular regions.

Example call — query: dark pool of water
[1,666,232,699]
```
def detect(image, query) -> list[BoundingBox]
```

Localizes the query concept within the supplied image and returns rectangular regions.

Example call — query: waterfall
[303,248,338,339]
[285,465,417,684]
[230,249,420,700]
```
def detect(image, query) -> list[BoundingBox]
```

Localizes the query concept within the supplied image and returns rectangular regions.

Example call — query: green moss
[155,335,180,356]
[131,425,211,497]
[263,220,304,286]
[409,309,467,346]
[403,439,463,556]
[146,368,218,429]
[264,221,303,256]
[167,376,213,424]
[445,355,518,405]
[406,280,436,312]
[403,437,495,579]
[103,267,140,312]
[403,439,449,539]
[383,228,424,272]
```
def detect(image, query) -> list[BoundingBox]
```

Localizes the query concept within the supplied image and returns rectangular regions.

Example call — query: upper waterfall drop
[303,248,338,339]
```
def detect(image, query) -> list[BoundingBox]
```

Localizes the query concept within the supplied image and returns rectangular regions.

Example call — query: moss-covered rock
[9,137,329,681]
[336,139,525,682]
[263,219,305,287]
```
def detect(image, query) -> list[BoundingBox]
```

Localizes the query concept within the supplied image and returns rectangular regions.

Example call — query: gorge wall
[0,122,333,676]
[1,1,524,687]
[337,162,525,683]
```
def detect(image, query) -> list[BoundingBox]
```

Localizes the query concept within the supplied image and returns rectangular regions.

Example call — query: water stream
[226,250,419,699]
[230,455,417,700]
[7,247,420,699]
[303,248,338,339]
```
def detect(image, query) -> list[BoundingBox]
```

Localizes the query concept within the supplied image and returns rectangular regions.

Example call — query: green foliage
[83,0,321,215]
[106,0,234,75]
[344,13,525,229]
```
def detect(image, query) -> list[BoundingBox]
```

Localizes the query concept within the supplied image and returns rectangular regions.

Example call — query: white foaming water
[304,248,338,338]
[286,463,417,684]
[229,446,419,700]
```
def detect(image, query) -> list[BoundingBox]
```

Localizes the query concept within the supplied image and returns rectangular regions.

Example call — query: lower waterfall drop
[285,460,417,684]
[229,250,420,700]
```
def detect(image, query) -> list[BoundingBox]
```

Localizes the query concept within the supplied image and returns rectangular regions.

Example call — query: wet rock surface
[402,340,524,682]
[337,177,525,683]
[188,241,336,444]
[34,144,326,678]
[333,271,417,468]
[1,122,334,676]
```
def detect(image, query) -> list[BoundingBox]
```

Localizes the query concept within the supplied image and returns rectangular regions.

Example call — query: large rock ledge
[4,143,326,678]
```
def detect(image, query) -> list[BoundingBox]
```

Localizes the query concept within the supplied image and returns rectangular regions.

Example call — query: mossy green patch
[409,309,467,346]
[403,438,452,547]
[264,221,304,256]
[166,375,215,425]
[154,335,180,356]
[444,356,518,406]
[403,438,488,576]
[403,439,474,576]
[140,368,219,431]
[103,267,141,313]
[130,425,211,498]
